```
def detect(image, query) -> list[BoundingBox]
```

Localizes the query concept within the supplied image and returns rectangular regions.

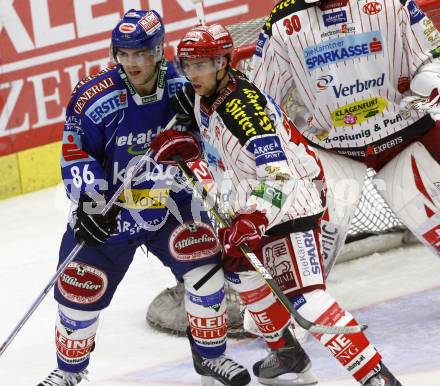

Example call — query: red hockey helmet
[177,24,234,63]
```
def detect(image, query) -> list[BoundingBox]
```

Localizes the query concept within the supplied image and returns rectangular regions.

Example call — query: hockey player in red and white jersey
[151,23,402,386]
[252,0,440,277]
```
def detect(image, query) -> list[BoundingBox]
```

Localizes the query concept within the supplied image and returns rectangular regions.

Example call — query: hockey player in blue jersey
[37,9,253,386]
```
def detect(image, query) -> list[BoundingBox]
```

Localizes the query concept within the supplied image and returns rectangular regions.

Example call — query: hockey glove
[400,88,440,120]
[150,129,201,164]
[171,85,196,128]
[218,210,268,258]
[73,195,120,246]
[400,63,440,120]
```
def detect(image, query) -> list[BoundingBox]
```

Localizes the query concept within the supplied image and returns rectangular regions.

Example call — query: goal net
[146,3,439,336]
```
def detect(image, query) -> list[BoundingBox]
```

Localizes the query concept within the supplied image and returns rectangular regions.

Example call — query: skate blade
[257,366,318,386]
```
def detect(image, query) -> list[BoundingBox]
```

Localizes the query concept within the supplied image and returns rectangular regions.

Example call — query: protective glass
[116,46,162,66]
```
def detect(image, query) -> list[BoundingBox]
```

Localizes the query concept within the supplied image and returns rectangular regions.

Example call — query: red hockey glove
[150,129,201,164]
[218,210,268,258]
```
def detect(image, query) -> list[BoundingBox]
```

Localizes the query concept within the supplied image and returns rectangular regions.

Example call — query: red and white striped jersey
[192,73,324,229]
[252,0,440,150]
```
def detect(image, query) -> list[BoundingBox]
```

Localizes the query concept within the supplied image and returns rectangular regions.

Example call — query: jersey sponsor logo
[85,89,128,124]
[326,334,363,366]
[330,96,388,126]
[119,23,136,33]
[323,128,372,145]
[397,76,411,93]
[239,285,272,304]
[316,75,334,91]
[303,31,383,71]
[264,165,291,181]
[290,294,307,310]
[115,128,159,155]
[224,88,275,136]
[423,18,440,44]
[55,328,95,363]
[72,67,114,95]
[187,287,225,308]
[319,0,349,11]
[251,182,286,209]
[187,312,227,342]
[117,188,170,209]
[167,78,185,96]
[62,132,90,162]
[323,10,347,27]
[407,0,425,25]
[362,1,382,16]
[112,160,177,185]
[201,141,225,171]
[431,46,440,59]
[255,32,267,57]
[332,73,385,98]
[263,238,300,292]
[321,23,356,38]
[200,110,210,128]
[370,135,403,154]
[73,76,115,114]
[246,135,287,166]
[57,262,108,304]
[169,221,220,261]
[421,222,440,250]
[64,116,83,134]
[291,231,322,283]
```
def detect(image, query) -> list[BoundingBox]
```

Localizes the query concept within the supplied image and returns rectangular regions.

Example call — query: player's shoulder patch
[217,77,276,145]
[405,0,426,24]
[72,66,117,95]
[264,0,315,36]
[70,68,119,117]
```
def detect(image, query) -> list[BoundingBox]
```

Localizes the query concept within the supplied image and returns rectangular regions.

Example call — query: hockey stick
[175,157,367,335]
[0,117,176,358]
[192,0,206,25]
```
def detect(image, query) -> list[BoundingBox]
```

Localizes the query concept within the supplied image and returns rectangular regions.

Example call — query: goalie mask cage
[147,0,439,337]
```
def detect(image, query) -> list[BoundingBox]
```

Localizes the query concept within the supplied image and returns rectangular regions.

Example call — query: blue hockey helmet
[111,9,165,61]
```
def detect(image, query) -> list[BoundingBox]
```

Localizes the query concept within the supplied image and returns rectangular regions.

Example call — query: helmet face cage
[111,9,165,64]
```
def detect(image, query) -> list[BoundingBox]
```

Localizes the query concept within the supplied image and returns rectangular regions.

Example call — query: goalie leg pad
[225,270,291,348]
[298,290,382,382]
[183,264,227,359]
[374,141,440,255]
[55,305,100,373]
[313,149,367,276]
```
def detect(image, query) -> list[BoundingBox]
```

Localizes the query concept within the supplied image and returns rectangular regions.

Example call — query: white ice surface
[0,185,440,386]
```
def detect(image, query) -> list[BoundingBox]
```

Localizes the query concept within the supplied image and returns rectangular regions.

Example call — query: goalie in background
[252,0,440,278]
[151,23,401,386]
[38,9,252,386]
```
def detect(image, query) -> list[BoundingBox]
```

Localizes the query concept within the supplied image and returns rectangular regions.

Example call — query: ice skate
[37,368,88,386]
[361,362,402,386]
[187,329,251,386]
[253,327,317,385]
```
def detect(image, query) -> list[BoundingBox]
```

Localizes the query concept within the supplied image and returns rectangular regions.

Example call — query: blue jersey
[61,61,189,243]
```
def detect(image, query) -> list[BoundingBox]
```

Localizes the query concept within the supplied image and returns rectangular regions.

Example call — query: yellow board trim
[0,141,62,200]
